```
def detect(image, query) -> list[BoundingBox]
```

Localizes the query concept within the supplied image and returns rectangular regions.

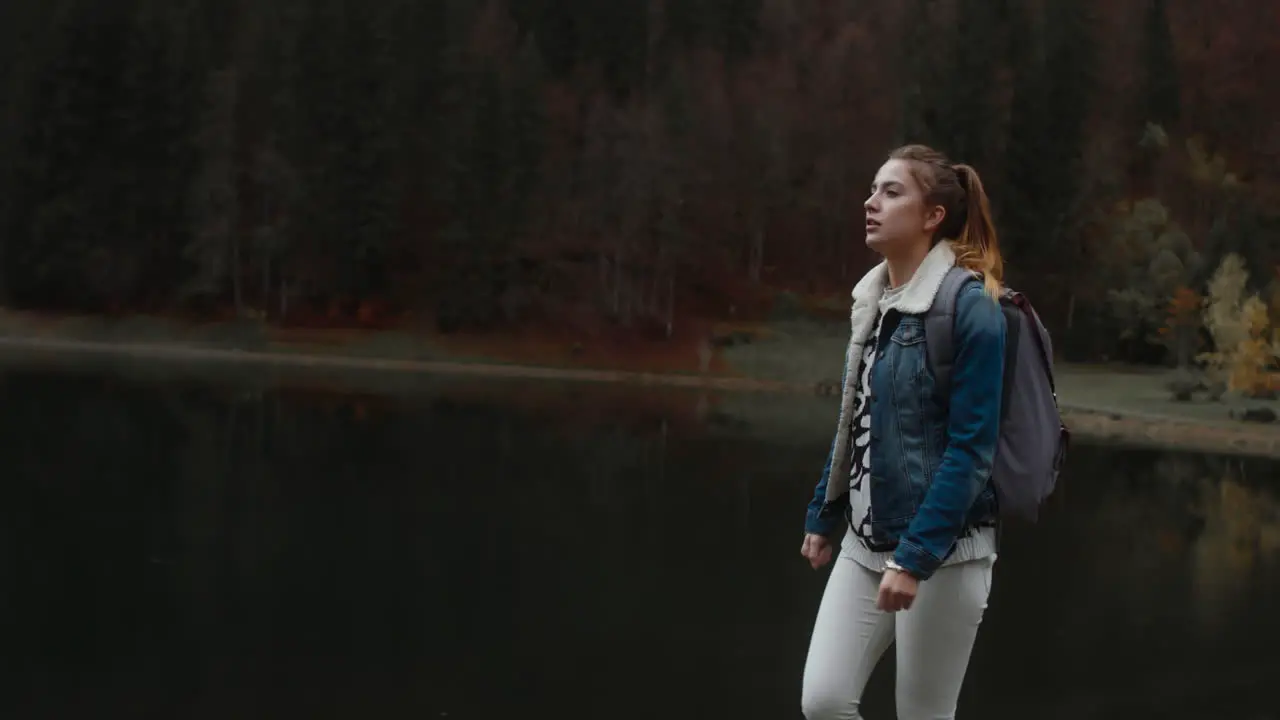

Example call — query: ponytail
[952,164,1003,299]
[887,145,1006,300]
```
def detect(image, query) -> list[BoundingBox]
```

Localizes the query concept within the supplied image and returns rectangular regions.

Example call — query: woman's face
[863,159,943,255]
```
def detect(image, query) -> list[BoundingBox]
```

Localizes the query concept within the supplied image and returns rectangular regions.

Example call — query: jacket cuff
[892,540,943,581]
[804,505,842,538]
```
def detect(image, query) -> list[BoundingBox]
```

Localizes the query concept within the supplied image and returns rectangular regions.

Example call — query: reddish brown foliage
[1168,286,1203,327]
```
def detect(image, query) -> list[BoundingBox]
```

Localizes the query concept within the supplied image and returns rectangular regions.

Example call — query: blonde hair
[888,144,1004,298]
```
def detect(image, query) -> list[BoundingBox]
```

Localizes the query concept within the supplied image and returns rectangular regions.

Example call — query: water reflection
[1187,459,1280,634]
[1052,449,1280,639]
[0,365,1274,718]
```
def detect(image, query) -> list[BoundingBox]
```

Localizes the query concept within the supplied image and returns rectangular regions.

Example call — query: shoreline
[0,335,806,393]
[0,334,1278,460]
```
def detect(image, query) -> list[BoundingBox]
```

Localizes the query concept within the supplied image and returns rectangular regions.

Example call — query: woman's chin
[864,232,892,250]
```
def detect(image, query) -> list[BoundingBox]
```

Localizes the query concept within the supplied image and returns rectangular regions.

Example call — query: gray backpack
[924,267,1070,523]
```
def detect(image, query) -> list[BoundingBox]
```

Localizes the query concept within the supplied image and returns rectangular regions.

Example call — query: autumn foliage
[1167,287,1203,328]
[1197,254,1280,398]
[0,0,1278,365]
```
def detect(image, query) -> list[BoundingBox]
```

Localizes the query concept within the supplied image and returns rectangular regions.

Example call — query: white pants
[801,545,995,720]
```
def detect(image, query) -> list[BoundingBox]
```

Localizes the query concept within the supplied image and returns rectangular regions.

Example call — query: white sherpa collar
[851,240,958,315]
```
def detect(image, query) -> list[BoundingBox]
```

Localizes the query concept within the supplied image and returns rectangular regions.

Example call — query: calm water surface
[0,361,1277,719]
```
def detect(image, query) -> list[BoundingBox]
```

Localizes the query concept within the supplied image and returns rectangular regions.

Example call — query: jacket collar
[851,240,958,315]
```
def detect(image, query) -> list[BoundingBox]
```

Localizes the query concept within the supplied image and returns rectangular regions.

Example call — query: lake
[0,358,1277,719]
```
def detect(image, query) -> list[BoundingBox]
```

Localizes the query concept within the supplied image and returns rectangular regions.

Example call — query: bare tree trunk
[646,0,663,94]
[261,196,272,312]
[231,236,243,315]
[749,228,764,284]
[612,248,622,316]
[651,272,660,318]
[666,274,674,338]
[1176,325,1192,369]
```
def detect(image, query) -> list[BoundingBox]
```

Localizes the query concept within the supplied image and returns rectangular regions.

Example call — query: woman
[799,144,1007,720]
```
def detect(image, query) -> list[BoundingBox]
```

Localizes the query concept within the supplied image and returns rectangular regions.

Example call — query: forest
[0,0,1277,370]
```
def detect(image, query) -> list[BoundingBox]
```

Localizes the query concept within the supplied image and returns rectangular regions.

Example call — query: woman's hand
[877,569,919,612]
[800,534,833,570]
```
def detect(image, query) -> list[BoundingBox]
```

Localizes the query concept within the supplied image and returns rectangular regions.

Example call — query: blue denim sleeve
[804,356,849,538]
[804,435,843,537]
[893,282,1006,580]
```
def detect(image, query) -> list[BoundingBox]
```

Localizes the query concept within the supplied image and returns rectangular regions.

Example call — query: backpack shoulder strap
[925,266,981,397]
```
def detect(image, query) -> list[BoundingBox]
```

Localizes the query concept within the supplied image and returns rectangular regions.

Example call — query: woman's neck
[884,242,931,289]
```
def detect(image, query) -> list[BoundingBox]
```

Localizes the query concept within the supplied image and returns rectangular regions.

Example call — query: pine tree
[997,0,1046,273]
[186,67,241,312]
[936,0,1006,168]
[1142,0,1180,129]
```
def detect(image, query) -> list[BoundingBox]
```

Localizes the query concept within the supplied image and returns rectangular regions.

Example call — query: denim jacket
[803,241,1006,581]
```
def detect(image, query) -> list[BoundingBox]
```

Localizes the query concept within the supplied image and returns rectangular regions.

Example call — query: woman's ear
[923,205,946,235]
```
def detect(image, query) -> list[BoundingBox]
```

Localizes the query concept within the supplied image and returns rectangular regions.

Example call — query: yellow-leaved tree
[1199,253,1279,398]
